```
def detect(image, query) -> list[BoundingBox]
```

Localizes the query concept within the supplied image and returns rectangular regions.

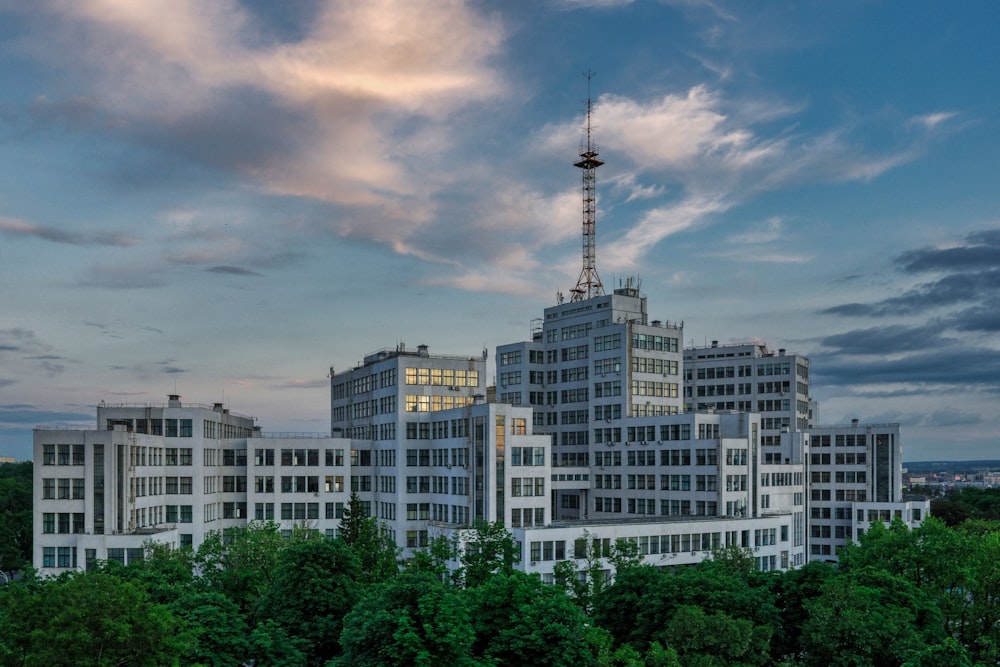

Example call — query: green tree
[256,537,361,666]
[769,559,836,661]
[407,533,458,582]
[247,619,307,667]
[591,564,665,649]
[0,461,32,571]
[0,570,180,666]
[467,570,595,666]
[338,491,368,547]
[801,569,942,667]
[195,521,288,617]
[902,638,973,667]
[171,590,250,666]
[456,520,519,588]
[335,572,477,667]
[658,604,770,667]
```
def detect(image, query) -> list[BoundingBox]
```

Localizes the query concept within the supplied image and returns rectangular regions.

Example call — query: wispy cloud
[0,216,135,246]
[908,111,958,131]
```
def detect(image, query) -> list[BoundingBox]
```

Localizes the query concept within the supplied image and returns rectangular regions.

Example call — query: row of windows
[631,333,678,352]
[41,444,85,466]
[510,507,545,527]
[404,476,470,495]
[591,448,720,467]
[405,448,470,467]
[404,368,480,387]
[630,380,679,398]
[810,452,869,466]
[405,395,476,413]
[631,356,679,375]
[812,434,869,447]
[41,478,85,500]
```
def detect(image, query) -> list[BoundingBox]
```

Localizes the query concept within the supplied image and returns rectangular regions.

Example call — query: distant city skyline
[2,1,999,461]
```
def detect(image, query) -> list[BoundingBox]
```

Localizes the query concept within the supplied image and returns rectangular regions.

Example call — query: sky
[1,0,999,462]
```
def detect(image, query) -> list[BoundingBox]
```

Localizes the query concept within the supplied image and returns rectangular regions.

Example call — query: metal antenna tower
[570,70,605,302]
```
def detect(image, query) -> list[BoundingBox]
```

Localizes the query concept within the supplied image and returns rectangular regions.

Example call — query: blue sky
[2,0,999,462]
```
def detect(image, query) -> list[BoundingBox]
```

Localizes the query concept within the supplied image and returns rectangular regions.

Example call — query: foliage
[407,533,458,582]
[0,461,32,571]
[194,521,289,617]
[335,572,477,667]
[936,487,1000,523]
[171,590,250,666]
[456,520,519,588]
[2,514,999,665]
[660,604,771,666]
[467,571,595,666]
[0,570,180,667]
[801,568,942,666]
[256,537,362,667]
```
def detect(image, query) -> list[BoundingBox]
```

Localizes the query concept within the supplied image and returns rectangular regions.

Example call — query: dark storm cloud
[811,345,1000,388]
[820,323,951,356]
[898,229,1000,273]
[206,266,262,276]
[948,299,1000,333]
[0,404,93,425]
[821,269,1000,317]
[822,228,1000,318]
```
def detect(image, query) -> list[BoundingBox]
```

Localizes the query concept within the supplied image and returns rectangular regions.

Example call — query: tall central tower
[570,72,605,302]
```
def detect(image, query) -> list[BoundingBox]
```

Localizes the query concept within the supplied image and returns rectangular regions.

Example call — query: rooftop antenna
[570,70,605,302]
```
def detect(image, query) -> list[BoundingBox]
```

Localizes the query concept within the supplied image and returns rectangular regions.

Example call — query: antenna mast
[570,70,605,302]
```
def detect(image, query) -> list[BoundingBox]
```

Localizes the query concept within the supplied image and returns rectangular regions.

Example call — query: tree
[247,619,307,667]
[801,569,942,667]
[770,559,836,661]
[407,533,458,582]
[658,605,770,667]
[256,537,361,666]
[902,638,973,667]
[170,590,250,666]
[338,491,368,547]
[456,520,519,588]
[0,461,32,571]
[195,521,288,617]
[0,570,180,666]
[335,572,477,667]
[591,565,666,649]
[467,571,596,666]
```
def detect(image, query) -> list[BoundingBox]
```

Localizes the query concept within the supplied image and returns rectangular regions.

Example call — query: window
[43,444,55,465]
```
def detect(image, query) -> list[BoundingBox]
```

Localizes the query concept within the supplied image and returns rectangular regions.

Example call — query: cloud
[553,0,635,8]
[907,112,958,132]
[812,345,1000,388]
[897,229,1000,273]
[0,404,93,426]
[206,266,262,276]
[820,323,952,356]
[822,229,1000,317]
[0,216,136,246]
[0,328,53,356]
[77,264,169,289]
[275,378,329,390]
